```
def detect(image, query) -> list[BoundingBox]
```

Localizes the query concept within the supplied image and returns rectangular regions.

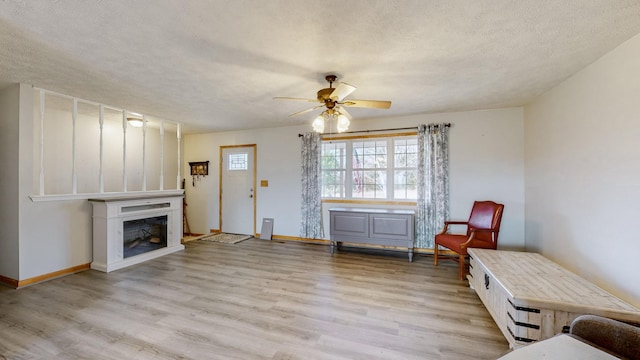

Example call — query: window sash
[321,135,417,201]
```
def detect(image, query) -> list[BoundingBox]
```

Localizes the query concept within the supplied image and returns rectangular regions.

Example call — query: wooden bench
[467,248,640,349]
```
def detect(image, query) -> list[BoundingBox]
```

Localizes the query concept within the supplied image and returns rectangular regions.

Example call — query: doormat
[197,233,252,244]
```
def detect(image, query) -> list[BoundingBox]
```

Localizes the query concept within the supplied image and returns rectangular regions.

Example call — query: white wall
[16,85,91,279]
[0,84,20,279]
[525,33,640,307]
[0,85,184,282]
[184,107,525,249]
[183,125,307,237]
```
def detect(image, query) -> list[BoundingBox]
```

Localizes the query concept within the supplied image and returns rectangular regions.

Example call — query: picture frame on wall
[189,161,209,176]
[189,161,209,186]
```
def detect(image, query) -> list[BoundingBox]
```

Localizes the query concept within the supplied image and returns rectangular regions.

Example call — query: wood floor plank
[0,239,509,359]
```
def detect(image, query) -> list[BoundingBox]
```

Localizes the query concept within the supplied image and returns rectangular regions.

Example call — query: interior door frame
[219,144,257,235]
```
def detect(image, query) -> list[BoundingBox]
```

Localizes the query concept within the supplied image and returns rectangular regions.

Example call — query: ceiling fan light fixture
[311,111,349,133]
[336,114,350,133]
[312,115,325,133]
[127,117,144,127]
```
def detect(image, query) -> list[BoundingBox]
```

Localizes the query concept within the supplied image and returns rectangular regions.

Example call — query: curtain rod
[298,123,451,137]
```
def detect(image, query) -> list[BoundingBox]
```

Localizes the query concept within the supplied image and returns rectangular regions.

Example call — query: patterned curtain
[415,123,450,248]
[300,132,324,239]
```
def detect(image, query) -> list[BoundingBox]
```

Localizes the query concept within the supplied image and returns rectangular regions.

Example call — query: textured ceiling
[1,1,640,133]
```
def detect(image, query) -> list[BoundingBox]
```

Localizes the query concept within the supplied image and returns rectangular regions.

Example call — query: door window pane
[228,153,248,170]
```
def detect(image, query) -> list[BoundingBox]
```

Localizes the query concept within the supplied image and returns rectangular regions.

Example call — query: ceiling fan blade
[273,97,319,102]
[341,99,392,109]
[330,82,357,101]
[335,106,352,120]
[288,105,324,117]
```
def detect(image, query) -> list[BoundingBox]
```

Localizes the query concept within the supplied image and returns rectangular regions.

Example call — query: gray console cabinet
[329,208,415,262]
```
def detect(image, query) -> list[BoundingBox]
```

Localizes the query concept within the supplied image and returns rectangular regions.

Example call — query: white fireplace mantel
[89,194,184,272]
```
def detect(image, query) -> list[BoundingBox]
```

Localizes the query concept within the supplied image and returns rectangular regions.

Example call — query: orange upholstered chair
[434,201,504,280]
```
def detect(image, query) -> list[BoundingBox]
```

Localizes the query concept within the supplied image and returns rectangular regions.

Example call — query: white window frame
[321,134,418,202]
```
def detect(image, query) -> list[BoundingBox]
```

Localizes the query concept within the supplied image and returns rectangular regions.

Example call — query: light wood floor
[0,239,509,359]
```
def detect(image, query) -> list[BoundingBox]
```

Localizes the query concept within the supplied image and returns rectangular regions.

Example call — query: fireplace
[123,215,167,258]
[89,194,184,272]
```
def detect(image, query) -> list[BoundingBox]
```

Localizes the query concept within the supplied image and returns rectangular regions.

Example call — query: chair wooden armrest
[459,232,476,249]
[438,220,469,235]
[460,228,497,249]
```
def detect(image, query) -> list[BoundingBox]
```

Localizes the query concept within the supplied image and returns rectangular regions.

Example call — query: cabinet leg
[408,248,414,262]
[330,241,335,254]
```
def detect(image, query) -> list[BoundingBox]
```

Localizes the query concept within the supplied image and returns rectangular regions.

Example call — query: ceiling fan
[274,75,391,133]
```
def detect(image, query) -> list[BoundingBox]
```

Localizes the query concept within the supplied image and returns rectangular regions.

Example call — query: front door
[220,145,256,235]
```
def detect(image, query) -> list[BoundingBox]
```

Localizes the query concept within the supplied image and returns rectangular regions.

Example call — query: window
[320,142,346,197]
[228,153,248,170]
[321,135,418,201]
[393,138,419,199]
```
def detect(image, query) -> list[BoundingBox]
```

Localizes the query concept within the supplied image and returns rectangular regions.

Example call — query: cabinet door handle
[484,273,490,290]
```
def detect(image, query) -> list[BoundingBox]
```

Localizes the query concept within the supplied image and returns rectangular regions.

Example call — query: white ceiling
[1,1,639,133]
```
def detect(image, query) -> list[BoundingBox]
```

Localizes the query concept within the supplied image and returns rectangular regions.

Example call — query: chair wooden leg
[434,245,439,266]
[459,254,465,280]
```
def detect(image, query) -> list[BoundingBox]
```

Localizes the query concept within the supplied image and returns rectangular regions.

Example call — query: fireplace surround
[89,194,184,272]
